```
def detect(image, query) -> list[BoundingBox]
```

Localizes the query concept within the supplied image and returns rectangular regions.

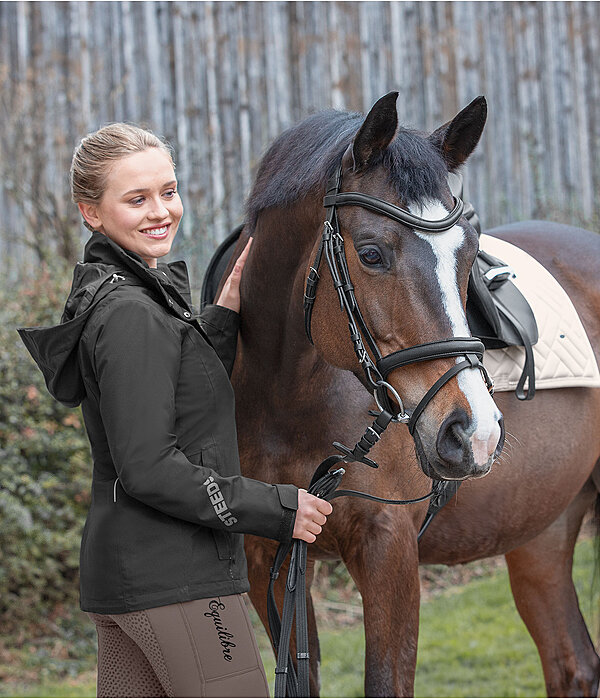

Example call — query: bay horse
[213,92,600,697]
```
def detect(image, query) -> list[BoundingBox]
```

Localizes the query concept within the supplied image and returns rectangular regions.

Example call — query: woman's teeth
[142,226,168,237]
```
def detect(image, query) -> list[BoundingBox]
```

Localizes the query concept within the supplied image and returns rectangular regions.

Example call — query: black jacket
[18,231,298,614]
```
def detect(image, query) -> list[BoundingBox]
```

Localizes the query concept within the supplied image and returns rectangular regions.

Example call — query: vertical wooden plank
[419,1,443,132]
[390,1,413,126]
[216,0,237,235]
[358,2,372,112]
[571,1,593,221]
[540,1,562,215]
[236,1,252,202]
[274,2,292,130]
[327,2,345,111]
[263,1,280,139]
[583,1,600,205]
[513,2,533,219]
[452,1,484,211]
[204,1,225,245]
[143,1,162,131]
[172,3,190,238]
[121,0,137,121]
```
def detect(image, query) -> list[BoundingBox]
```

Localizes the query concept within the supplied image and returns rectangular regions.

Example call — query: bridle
[303,162,493,434]
[269,160,495,698]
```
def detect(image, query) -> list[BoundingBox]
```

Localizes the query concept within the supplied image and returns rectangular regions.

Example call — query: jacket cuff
[275,483,299,543]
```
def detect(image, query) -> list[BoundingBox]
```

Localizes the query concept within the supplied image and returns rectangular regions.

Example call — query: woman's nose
[148,198,169,219]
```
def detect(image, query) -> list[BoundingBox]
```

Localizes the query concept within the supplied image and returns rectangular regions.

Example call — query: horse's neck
[237,199,327,393]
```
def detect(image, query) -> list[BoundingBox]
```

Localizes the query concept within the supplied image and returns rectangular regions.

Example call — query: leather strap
[494,301,536,400]
[407,354,485,435]
[323,191,464,232]
[376,338,485,376]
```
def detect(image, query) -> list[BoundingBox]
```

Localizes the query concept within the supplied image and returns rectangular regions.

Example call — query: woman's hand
[293,489,333,543]
[215,237,253,313]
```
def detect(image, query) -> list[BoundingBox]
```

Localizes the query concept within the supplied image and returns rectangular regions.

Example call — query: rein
[269,163,493,697]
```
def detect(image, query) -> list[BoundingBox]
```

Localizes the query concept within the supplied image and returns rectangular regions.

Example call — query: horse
[211,92,600,697]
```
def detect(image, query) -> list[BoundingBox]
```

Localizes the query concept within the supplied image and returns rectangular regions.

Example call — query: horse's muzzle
[419,409,504,480]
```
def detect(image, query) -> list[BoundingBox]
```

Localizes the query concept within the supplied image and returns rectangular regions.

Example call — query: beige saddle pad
[479,234,600,393]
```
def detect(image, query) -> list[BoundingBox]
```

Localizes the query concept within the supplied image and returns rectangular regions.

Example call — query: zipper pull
[110,273,126,284]
[113,477,119,502]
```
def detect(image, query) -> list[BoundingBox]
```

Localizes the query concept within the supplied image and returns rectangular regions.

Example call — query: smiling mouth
[140,224,170,239]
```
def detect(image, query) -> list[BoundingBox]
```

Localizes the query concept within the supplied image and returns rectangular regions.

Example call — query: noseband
[303,163,493,434]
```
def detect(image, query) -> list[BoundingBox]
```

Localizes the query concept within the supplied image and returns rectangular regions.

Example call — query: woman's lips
[140,224,170,239]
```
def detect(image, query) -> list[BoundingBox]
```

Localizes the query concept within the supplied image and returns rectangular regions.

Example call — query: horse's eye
[359,247,383,266]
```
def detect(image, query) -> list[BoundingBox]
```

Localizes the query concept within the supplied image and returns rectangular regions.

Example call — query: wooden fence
[1,1,599,286]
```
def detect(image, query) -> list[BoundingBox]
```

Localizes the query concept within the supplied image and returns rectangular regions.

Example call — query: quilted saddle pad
[479,234,600,393]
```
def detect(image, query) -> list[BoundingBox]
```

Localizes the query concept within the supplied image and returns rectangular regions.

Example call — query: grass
[1,538,597,698]
[251,538,598,697]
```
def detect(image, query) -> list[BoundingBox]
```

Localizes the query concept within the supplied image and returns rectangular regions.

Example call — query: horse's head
[309,92,504,481]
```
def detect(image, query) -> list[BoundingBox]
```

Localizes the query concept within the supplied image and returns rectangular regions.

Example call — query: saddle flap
[467,251,539,350]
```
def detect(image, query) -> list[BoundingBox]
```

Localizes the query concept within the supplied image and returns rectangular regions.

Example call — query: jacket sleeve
[92,299,298,543]
[196,304,240,377]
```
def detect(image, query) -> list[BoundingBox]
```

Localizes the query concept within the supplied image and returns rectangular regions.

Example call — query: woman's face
[79,148,183,268]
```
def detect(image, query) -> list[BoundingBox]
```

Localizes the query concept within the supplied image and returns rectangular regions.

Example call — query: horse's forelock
[382,131,450,206]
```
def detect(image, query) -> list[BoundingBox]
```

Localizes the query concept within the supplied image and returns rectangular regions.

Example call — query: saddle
[201,179,538,401]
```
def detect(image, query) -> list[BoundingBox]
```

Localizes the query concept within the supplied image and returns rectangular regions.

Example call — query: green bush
[0,264,91,634]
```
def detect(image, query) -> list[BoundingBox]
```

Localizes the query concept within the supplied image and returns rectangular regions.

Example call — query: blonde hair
[70,123,175,231]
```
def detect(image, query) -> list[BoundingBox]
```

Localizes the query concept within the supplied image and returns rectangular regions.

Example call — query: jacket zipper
[113,477,119,502]
[227,535,235,580]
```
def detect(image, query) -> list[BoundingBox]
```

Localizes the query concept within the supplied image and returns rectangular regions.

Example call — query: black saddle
[201,180,538,401]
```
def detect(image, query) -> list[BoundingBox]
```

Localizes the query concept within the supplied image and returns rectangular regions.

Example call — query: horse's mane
[245,109,449,231]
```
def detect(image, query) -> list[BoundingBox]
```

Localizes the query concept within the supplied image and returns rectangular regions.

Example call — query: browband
[323,190,464,233]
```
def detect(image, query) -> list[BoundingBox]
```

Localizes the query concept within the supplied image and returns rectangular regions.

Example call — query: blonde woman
[18,124,332,697]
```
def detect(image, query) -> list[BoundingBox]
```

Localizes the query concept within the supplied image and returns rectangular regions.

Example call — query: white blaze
[409,199,501,466]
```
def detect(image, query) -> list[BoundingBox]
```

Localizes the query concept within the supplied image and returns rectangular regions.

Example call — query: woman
[18,123,332,697]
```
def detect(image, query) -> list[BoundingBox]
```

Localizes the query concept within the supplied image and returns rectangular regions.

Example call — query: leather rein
[268,162,494,697]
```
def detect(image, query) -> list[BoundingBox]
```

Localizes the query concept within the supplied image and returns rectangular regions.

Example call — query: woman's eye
[131,197,144,205]
[164,189,176,198]
[359,247,383,266]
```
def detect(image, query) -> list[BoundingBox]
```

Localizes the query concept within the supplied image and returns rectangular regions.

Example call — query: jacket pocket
[211,529,233,561]
[189,443,218,470]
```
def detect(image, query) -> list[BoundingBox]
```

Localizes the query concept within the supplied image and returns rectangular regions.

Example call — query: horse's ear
[351,91,399,170]
[429,96,487,171]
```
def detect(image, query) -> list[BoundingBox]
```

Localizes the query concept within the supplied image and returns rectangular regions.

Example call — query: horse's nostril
[436,410,470,467]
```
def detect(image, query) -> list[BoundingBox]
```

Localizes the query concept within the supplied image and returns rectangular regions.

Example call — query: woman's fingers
[215,238,253,312]
[292,489,333,543]
[233,237,253,275]
[238,236,253,263]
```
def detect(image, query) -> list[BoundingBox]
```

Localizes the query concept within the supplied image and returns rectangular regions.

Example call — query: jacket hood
[17,231,196,408]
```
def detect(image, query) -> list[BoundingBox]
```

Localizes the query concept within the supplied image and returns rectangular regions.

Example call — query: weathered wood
[1,1,599,281]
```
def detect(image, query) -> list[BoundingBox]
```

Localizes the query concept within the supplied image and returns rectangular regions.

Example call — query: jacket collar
[83,231,194,312]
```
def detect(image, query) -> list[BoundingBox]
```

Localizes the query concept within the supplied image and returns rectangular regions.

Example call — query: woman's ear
[78,202,102,231]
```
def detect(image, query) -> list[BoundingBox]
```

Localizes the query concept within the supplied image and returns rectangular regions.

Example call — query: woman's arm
[92,297,298,543]
[196,303,239,377]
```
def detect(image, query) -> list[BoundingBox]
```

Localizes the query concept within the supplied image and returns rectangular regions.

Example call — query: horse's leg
[505,473,600,697]
[342,510,421,697]
[244,536,322,697]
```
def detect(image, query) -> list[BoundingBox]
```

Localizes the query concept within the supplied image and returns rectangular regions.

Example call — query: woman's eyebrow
[122,180,177,197]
